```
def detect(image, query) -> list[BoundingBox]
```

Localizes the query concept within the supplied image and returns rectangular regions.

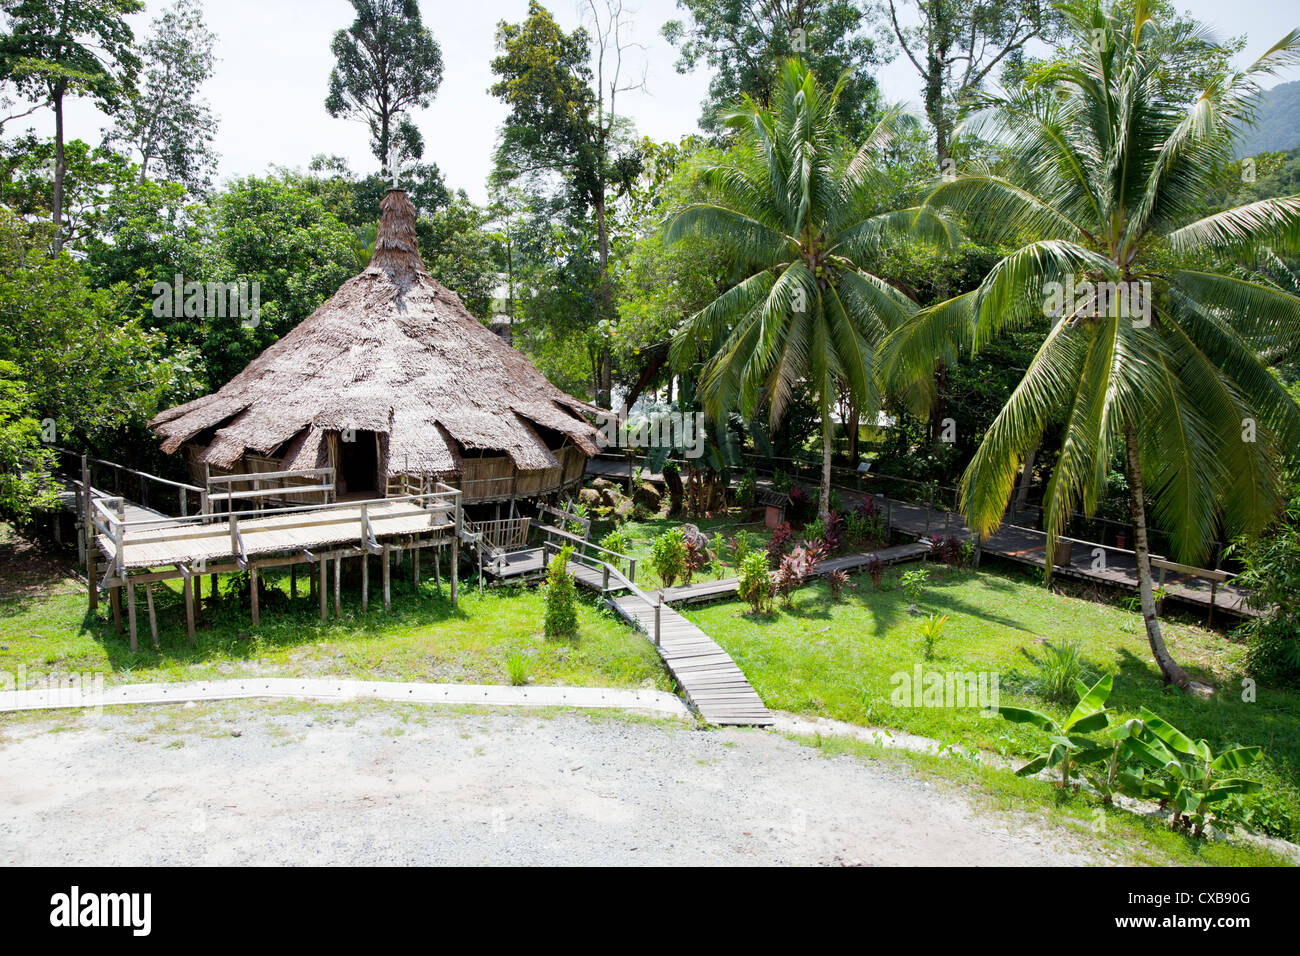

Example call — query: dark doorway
[338,430,378,496]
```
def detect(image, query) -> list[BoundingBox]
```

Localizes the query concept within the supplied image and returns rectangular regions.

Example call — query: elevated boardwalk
[482,524,774,726]
[607,592,772,726]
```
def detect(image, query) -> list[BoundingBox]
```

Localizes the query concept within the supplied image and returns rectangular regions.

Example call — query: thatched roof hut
[150,189,600,504]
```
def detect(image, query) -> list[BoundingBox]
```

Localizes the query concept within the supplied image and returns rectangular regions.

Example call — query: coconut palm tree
[666,59,953,521]
[884,0,1300,690]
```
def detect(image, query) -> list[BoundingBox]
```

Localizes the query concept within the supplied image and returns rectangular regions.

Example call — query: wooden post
[250,567,260,627]
[126,578,137,652]
[654,593,662,648]
[210,573,218,606]
[110,586,122,633]
[319,558,327,622]
[629,558,636,583]
[290,564,297,599]
[382,544,391,611]
[413,547,420,588]
[183,572,196,644]
[144,582,158,649]
[84,468,99,613]
[434,549,441,588]
[333,556,341,619]
[362,554,370,612]
[450,538,459,605]
[192,573,202,626]
[602,563,609,592]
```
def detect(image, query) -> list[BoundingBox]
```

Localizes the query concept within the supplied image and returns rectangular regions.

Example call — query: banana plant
[1120,707,1263,837]
[996,674,1114,788]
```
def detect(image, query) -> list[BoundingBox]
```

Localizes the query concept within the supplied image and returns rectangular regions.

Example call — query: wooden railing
[55,448,204,518]
[206,467,336,512]
[92,487,462,575]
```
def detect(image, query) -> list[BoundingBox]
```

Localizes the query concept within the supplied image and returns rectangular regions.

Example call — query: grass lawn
[681,559,1300,843]
[0,524,670,692]
[611,512,772,589]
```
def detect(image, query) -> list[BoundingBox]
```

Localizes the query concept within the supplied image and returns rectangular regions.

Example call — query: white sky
[14,0,1300,204]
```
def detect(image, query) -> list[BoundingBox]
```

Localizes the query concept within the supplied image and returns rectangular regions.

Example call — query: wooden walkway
[483,544,773,725]
[98,499,453,571]
[607,592,773,726]
[58,479,171,531]
[838,490,1256,618]
[660,540,931,605]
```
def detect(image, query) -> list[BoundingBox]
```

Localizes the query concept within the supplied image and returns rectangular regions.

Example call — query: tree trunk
[52,84,67,252]
[1123,422,1202,692]
[595,191,612,406]
[1014,442,1039,517]
[846,396,860,464]
[819,408,834,522]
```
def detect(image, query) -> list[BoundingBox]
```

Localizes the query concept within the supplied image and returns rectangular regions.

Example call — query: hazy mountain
[1236,80,1300,157]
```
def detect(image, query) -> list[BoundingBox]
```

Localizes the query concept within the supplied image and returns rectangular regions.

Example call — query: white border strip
[0,678,690,718]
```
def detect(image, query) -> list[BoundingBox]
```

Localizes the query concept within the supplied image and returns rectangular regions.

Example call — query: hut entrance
[337,430,379,497]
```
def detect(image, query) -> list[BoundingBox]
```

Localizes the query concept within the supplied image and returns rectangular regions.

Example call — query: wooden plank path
[836,488,1256,618]
[661,540,931,605]
[607,592,773,726]
[58,479,172,531]
[483,544,773,725]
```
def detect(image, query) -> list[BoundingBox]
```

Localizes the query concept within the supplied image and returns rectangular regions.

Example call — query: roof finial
[386,144,409,189]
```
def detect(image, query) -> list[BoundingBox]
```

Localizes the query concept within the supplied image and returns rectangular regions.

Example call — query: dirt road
[0,701,1099,866]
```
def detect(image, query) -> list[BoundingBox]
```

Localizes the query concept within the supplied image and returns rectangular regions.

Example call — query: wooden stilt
[183,573,196,644]
[192,573,201,626]
[450,538,459,605]
[434,549,441,588]
[361,554,369,612]
[126,579,137,652]
[413,547,420,588]
[290,564,297,599]
[333,557,341,619]
[144,582,158,649]
[382,544,391,611]
[82,458,98,613]
[110,586,122,634]
[250,567,260,627]
[319,559,327,622]
[210,573,218,606]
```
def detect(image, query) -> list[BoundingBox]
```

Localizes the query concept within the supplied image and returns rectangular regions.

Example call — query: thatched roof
[151,189,600,477]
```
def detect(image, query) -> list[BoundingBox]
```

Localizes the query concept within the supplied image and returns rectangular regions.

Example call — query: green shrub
[900,567,930,610]
[651,528,687,588]
[599,529,630,571]
[729,530,758,565]
[917,613,948,661]
[505,649,529,685]
[738,550,773,613]
[736,471,757,509]
[543,545,579,639]
[1024,639,1093,704]
[1233,487,1300,686]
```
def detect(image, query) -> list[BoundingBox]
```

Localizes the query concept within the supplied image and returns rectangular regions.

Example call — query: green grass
[682,560,1300,842]
[616,513,772,589]
[799,732,1293,866]
[0,528,670,692]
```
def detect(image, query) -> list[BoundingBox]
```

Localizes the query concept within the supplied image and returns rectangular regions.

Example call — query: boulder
[633,481,661,511]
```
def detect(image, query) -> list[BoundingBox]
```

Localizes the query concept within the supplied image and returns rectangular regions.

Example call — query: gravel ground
[0,701,1101,866]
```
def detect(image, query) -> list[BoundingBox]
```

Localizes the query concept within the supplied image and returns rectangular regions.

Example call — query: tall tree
[663,0,885,141]
[667,60,948,521]
[886,0,1060,164]
[490,0,644,404]
[0,0,143,250]
[107,0,217,193]
[324,0,444,165]
[885,0,1300,690]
